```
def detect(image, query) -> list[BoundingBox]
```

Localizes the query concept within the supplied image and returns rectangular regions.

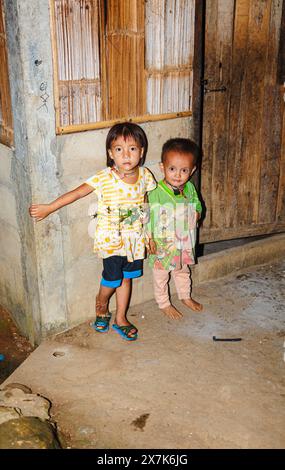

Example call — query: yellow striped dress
[86,167,156,262]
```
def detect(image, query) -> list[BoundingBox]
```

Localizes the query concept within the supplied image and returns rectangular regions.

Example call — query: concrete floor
[3,260,285,449]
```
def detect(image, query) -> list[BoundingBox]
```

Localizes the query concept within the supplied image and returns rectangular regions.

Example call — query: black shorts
[101,256,143,288]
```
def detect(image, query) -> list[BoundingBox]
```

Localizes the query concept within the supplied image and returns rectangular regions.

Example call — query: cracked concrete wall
[1,0,193,339]
[2,0,68,343]
[0,144,27,335]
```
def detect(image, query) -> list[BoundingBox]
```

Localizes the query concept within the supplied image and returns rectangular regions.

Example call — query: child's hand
[29,204,52,221]
[196,212,201,223]
[147,239,157,255]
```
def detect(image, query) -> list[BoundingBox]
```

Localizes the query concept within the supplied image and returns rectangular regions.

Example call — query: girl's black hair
[106,122,148,167]
[161,138,200,165]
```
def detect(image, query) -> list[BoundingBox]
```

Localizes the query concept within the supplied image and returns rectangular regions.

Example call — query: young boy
[147,138,203,319]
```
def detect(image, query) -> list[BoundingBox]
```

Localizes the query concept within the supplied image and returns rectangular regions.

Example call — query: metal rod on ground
[213,336,242,342]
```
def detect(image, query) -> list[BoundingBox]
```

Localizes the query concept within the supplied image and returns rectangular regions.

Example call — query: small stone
[0,406,21,425]
[0,388,51,421]
[0,417,61,449]
[2,383,32,394]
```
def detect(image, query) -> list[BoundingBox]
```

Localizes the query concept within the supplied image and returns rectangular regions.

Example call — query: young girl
[29,123,156,341]
[147,138,203,320]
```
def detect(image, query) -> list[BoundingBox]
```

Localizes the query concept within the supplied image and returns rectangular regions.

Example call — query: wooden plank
[0,0,13,147]
[147,66,192,76]
[49,0,61,130]
[237,0,271,226]
[192,0,205,145]
[201,0,219,230]
[258,0,283,224]
[277,0,285,84]
[56,110,192,134]
[192,0,205,192]
[200,222,285,244]
[225,0,250,228]
[209,0,235,230]
[105,0,145,120]
[98,0,107,120]
[276,85,285,220]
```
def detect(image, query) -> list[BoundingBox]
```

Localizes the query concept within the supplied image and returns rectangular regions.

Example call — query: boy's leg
[153,268,183,319]
[172,265,203,312]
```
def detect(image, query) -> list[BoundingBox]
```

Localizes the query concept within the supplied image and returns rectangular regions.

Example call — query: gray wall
[56,118,193,327]
[3,0,68,343]
[1,0,193,341]
[0,144,28,335]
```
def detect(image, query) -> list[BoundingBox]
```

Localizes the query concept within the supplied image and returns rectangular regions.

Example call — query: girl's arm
[29,183,94,222]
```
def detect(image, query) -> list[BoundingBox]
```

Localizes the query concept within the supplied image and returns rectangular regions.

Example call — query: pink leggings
[152,265,191,309]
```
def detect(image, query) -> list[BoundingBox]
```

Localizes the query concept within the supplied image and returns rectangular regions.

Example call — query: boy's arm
[188,182,202,221]
[29,183,93,222]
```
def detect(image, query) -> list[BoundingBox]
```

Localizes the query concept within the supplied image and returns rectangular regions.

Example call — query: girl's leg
[153,268,183,319]
[96,284,115,316]
[115,278,131,324]
[172,265,203,312]
[115,278,137,337]
[92,285,115,332]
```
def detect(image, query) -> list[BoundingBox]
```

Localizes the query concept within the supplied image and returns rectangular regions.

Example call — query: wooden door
[200,0,285,243]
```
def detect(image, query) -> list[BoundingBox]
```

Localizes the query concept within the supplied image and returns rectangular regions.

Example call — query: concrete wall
[0,144,28,334]
[57,117,193,327]
[1,0,193,341]
[3,0,68,343]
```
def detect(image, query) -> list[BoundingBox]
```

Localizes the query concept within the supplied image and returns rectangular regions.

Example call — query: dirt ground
[0,306,34,384]
[2,259,285,449]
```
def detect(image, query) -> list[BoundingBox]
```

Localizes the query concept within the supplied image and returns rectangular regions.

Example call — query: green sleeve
[188,182,202,213]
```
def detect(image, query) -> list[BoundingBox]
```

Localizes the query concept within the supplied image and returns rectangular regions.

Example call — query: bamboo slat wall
[200,0,285,243]
[53,0,102,126]
[145,0,194,114]
[105,0,145,119]
[51,0,195,132]
[0,0,13,146]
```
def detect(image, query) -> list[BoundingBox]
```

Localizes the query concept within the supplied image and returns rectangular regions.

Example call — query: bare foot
[181,298,203,312]
[160,305,183,320]
[113,319,138,338]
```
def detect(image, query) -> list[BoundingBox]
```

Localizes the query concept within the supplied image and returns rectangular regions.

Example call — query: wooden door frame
[192,0,206,251]
[192,0,205,156]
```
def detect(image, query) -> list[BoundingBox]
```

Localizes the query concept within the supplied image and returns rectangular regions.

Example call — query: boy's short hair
[106,122,148,167]
[161,138,200,165]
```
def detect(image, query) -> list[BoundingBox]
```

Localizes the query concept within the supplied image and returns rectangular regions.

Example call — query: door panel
[200,0,285,243]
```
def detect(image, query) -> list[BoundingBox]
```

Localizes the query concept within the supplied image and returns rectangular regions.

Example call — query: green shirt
[147,180,202,270]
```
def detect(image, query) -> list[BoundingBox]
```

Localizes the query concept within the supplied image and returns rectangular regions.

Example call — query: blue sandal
[91,312,112,333]
[112,323,138,341]
[91,297,111,333]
